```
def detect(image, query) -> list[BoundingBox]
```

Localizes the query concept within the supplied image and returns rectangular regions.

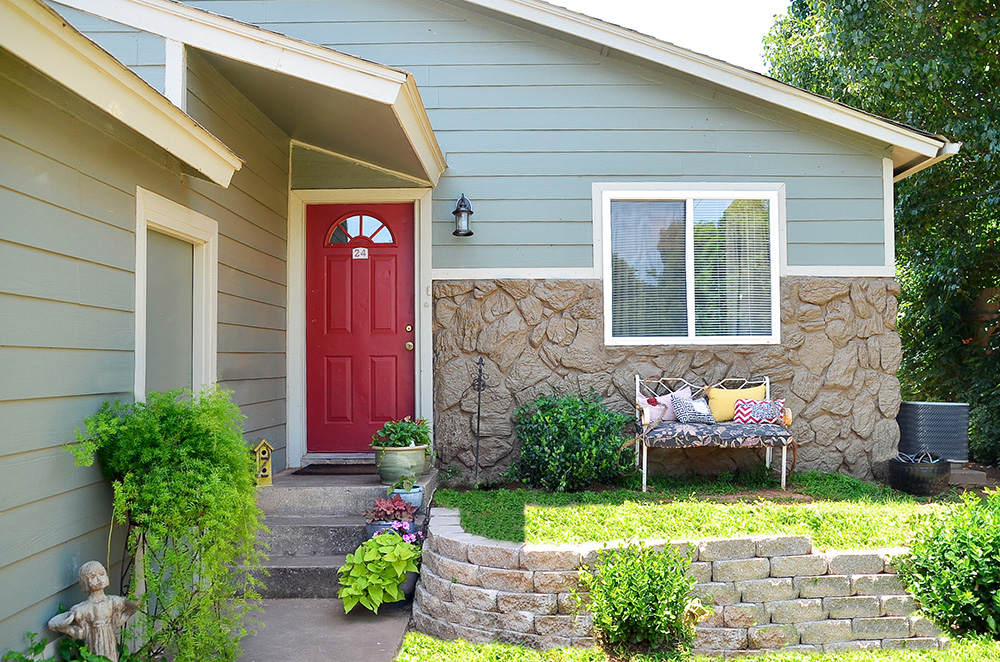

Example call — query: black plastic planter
[887,454,951,496]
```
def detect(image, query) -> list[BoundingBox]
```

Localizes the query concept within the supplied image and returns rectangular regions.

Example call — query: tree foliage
[765,0,1000,461]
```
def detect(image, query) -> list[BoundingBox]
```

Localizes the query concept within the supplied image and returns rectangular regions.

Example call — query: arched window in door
[326,213,395,245]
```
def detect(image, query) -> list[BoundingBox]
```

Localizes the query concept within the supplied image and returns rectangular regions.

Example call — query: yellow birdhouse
[254,439,273,487]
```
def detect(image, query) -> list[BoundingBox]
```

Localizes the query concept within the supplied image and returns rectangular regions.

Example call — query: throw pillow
[639,386,692,424]
[706,384,767,422]
[733,398,786,424]
[671,394,716,425]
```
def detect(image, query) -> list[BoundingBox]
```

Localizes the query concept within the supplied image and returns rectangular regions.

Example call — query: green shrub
[897,490,1000,637]
[508,392,635,492]
[578,542,706,655]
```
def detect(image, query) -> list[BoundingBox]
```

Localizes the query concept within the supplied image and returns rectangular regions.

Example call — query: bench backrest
[635,375,771,407]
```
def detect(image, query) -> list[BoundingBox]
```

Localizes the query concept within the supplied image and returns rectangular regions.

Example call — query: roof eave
[894,141,962,182]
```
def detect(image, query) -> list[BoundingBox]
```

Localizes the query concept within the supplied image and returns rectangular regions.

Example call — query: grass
[396,632,1000,662]
[434,470,956,550]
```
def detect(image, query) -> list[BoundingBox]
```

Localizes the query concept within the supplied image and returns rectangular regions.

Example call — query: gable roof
[0,0,242,186]
[453,0,960,180]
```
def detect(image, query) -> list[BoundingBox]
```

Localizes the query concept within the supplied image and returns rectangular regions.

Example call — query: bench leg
[781,445,787,490]
[766,446,773,469]
[642,443,648,493]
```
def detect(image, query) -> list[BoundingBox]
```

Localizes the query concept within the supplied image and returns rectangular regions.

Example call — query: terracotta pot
[373,445,427,485]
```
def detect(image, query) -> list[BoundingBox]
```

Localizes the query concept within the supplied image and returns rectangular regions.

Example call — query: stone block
[558,592,586,614]
[824,640,882,652]
[427,551,481,586]
[884,637,939,650]
[881,595,917,616]
[736,578,797,603]
[826,551,886,575]
[770,554,828,578]
[450,583,498,612]
[795,575,852,598]
[692,582,741,606]
[910,616,941,637]
[533,571,580,593]
[687,562,712,583]
[500,611,535,634]
[723,603,767,628]
[694,627,748,650]
[783,645,821,653]
[714,558,770,582]
[520,544,582,571]
[698,538,757,561]
[412,604,456,640]
[479,567,534,592]
[879,547,908,574]
[748,624,799,649]
[468,540,522,569]
[415,585,449,619]
[434,534,471,563]
[699,610,726,628]
[497,592,557,615]
[824,596,881,619]
[853,616,910,639]
[767,599,825,624]
[450,605,501,631]
[535,614,593,638]
[796,619,853,645]
[495,630,539,649]
[451,623,495,645]
[757,536,813,558]
[852,574,906,595]
[419,567,454,602]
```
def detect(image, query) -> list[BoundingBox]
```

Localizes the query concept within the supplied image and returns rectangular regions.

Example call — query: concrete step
[260,555,347,599]
[950,468,989,486]
[261,516,366,557]
[257,470,437,517]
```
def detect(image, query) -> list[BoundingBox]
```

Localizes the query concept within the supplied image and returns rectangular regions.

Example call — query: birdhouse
[253,439,273,487]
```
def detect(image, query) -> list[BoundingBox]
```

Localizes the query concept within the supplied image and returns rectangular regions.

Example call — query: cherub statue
[47,561,138,662]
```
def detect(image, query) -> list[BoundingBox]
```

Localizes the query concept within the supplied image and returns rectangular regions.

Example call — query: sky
[547,0,793,74]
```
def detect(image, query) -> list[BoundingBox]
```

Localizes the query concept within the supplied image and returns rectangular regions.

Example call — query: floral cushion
[644,421,793,449]
[671,395,716,425]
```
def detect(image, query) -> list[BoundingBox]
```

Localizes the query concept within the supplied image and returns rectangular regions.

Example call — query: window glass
[327,214,394,245]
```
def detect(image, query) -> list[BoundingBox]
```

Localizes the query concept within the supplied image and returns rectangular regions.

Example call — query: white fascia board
[894,141,962,182]
[394,78,448,186]
[0,0,241,186]
[463,0,950,159]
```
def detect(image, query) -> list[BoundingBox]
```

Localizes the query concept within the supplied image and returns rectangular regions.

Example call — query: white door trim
[134,187,219,400]
[286,189,433,468]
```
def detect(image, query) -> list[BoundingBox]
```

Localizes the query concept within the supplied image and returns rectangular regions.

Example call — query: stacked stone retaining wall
[414,508,947,655]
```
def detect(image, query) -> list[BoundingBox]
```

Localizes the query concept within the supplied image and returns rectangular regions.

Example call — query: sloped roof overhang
[55,0,447,186]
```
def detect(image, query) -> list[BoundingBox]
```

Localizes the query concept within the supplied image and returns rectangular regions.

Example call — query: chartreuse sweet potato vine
[69,388,266,662]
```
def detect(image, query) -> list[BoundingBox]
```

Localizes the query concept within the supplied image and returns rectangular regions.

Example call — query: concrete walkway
[239,598,410,662]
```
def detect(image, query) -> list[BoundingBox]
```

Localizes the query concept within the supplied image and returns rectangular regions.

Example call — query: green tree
[765,0,1000,461]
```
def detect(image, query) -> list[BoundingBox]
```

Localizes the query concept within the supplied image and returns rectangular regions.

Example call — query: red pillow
[733,398,785,424]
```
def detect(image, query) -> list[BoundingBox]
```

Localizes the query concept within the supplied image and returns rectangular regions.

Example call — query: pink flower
[402,534,416,543]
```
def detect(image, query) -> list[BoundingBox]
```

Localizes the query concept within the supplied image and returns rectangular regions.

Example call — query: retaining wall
[413,508,947,655]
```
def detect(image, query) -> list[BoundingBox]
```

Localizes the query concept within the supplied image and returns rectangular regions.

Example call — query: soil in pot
[887,454,951,496]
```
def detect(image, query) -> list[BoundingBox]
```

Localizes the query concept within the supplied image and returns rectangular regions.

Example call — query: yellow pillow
[707,384,767,422]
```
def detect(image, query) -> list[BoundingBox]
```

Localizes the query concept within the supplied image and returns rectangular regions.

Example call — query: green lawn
[434,471,955,550]
[396,633,1000,662]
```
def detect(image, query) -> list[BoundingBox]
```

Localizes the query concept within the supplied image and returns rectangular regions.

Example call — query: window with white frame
[598,184,782,345]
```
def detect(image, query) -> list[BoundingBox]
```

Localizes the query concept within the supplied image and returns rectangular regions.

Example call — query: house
[0,0,956,648]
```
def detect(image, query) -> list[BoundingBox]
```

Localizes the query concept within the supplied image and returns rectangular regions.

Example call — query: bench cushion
[644,421,793,449]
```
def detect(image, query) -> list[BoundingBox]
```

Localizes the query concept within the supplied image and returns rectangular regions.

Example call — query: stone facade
[432,277,901,480]
[414,509,947,654]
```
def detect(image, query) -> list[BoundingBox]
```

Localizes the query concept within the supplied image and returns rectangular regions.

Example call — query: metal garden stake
[471,357,488,480]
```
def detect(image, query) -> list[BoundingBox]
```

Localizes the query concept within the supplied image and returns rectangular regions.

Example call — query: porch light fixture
[452,193,474,237]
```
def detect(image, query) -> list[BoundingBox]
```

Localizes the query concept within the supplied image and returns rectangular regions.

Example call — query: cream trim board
[882,156,896,274]
[164,38,187,110]
[431,267,596,280]
[291,140,432,188]
[134,187,219,400]
[784,265,897,278]
[286,188,433,469]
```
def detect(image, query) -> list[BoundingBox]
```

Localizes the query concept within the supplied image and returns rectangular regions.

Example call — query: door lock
[405,324,413,332]
[405,341,414,351]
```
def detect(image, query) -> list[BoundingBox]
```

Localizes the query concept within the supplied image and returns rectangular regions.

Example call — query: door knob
[405,341,414,351]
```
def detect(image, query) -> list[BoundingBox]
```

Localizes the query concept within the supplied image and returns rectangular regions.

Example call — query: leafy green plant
[896,489,1000,637]
[508,392,635,492]
[387,474,419,494]
[577,542,706,655]
[69,388,265,662]
[371,417,431,448]
[1,633,120,662]
[364,494,417,523]
[338,529,423,613]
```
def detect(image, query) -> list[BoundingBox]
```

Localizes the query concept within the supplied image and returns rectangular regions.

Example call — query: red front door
[305,203,415,453]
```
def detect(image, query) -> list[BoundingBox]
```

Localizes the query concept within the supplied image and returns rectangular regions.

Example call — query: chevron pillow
[733,398,785,424]
[670,394,716,425]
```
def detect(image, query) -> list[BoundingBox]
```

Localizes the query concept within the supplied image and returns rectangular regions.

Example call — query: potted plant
[363,494,417,538]
[338,526,424,613]
[371,417,431,485]
[387,474,423,512]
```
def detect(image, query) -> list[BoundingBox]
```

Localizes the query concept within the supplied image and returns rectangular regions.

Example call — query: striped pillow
[733,398,785,424]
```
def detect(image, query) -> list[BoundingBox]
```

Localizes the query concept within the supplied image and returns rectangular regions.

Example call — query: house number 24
[352,247,369,260]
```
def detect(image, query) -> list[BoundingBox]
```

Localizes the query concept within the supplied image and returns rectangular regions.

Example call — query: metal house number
[352,247,369,260]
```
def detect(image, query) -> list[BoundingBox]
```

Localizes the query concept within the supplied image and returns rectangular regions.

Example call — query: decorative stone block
[714,558,770,582]
[910,616,941,637]
[852,574,906,595]
[796,619,853,644]
[687,562,712,583]
[853,616,910,639]
[698,538,757,561]
[748,624,799,649]
[692,582,741,606]
[468,540,522,569]
[699,610,726,628]
[757,536,812,558]
[879,547,908,574]
[500,611,535,634]
[412,604,456,640]
[451,623,495,645]
[823,596,881,619]
[794,575,852,598]
[770,554,828,578]
[419,567,454,602]
[884,637,939,650]
[558,592,586,614]
[723,603,767,628]
[450,605,501,631]
[479,567,534,592]
[434,533,471,562]
[767,599,825,624]
[520,544,582,571]
[496,592,557,615]
[450,583,498,612]
[783,645,821,653]
[415,585,449,620]
[826,551,886,575]
[694,627,748,650]
[823,640,882,652]
[427,551,481,586]
[881,595,917,616]
[736,578,797,603]
[533,571,580,593]
[535,614,593,637]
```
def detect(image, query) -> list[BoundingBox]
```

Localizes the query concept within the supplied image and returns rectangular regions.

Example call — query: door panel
[306,203,415,453]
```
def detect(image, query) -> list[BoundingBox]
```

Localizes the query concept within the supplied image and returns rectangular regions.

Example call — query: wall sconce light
[452,193,474,237]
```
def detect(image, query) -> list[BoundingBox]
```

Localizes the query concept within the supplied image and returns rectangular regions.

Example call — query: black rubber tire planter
[887,455,951,496]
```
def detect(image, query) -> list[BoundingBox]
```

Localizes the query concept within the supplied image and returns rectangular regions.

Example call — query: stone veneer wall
[432,277,902,480]
[414,508,946,655]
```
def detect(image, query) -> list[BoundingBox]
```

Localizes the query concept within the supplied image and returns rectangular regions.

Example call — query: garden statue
[47,561,138,662]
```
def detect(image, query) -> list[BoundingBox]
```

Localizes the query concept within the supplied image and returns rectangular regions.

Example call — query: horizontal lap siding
[192,0,887,269]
